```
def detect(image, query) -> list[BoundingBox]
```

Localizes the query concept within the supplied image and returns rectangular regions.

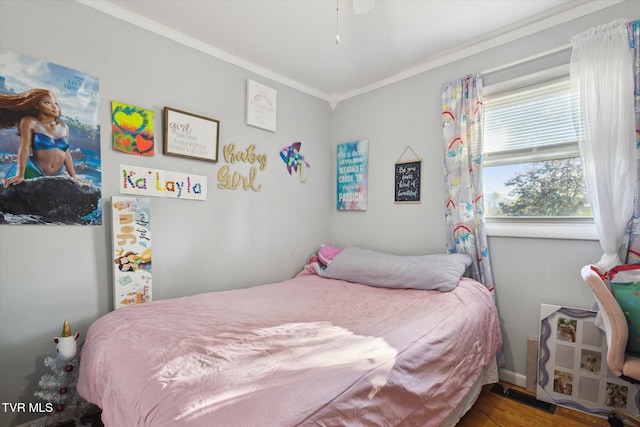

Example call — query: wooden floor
[457,381,610,427]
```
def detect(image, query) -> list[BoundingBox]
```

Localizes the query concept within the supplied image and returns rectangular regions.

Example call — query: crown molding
[76,0,626,108]
[331,0,627,105]
[74,0,330,102]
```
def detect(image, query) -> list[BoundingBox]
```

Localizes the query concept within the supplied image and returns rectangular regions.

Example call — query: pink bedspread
[77,271,502,427]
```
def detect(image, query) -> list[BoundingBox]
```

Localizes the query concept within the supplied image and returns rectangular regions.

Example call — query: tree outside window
[483,78,591,219]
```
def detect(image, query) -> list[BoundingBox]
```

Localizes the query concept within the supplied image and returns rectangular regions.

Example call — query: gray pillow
[317,247,471,292]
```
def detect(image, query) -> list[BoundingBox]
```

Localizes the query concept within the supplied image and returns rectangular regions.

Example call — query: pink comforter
[77,271,502,427]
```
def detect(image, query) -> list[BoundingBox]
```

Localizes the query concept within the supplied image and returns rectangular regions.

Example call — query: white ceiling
[79,0,622,104]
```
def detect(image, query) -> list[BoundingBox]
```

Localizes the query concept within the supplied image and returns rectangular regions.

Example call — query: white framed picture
[537,304,640,419]
[246,79,277,132]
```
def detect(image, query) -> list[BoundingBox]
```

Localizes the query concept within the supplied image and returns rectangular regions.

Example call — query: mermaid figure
[0,88,83,187]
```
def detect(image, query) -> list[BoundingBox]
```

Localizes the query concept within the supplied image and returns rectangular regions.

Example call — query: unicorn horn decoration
[61,319,72,337]
[55,320,80,361]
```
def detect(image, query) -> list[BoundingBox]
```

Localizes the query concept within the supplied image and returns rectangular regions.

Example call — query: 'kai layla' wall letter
[119,164,207,200]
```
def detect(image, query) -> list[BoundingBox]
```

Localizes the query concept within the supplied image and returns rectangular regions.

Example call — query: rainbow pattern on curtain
[441,74,494,294]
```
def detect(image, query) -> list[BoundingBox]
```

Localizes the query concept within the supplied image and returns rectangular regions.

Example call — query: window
[482,77,592,219]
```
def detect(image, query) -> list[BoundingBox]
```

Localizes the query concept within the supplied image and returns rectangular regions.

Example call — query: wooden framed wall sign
[163,107,219,162]
[394,146,421,204]
[395,160,421,204]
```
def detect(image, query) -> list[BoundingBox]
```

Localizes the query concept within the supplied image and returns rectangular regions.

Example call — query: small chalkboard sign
[395,160,421,204]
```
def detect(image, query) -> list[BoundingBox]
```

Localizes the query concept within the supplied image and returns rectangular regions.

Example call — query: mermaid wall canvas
[0,48,101,225]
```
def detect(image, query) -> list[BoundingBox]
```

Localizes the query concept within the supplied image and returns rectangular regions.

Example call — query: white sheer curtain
[570,19,637,271]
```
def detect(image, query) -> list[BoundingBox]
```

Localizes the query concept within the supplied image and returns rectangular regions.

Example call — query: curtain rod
[482,43,572,76]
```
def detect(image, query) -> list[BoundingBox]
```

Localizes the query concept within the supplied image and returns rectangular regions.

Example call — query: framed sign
[537,304,640,418]
[246,79,277,132]
[163,107,219,162]
[395,160,421,204]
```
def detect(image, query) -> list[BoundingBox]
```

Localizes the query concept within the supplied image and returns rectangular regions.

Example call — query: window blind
[483,78,579,166]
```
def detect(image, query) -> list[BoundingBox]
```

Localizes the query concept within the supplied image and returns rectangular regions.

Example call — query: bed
[77,247,502,426]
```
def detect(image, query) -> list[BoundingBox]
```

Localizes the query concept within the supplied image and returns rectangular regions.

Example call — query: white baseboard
[498,368,527,388]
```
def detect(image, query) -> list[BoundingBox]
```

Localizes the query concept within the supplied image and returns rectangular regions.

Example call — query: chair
[581,265,640,426]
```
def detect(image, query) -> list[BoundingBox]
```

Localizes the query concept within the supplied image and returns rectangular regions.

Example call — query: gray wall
[331,0,637,386]
[0,1,332,425]
[0,0,637,426]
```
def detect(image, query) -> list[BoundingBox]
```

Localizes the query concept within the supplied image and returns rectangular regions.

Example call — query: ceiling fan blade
[353,0,376,15]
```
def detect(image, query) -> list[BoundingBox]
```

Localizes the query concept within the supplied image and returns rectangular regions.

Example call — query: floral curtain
[625,19,640,264]
[442,74,494,295]
[570,19,637,272]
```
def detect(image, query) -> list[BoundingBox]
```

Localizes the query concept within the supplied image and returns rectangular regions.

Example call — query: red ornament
[64,364,74,372]
[59,386,68,394]
[56,403,65,412]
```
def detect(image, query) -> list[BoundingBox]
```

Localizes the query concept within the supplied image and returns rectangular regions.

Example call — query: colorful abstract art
[337,139,368,211]
[112,101,154,156]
